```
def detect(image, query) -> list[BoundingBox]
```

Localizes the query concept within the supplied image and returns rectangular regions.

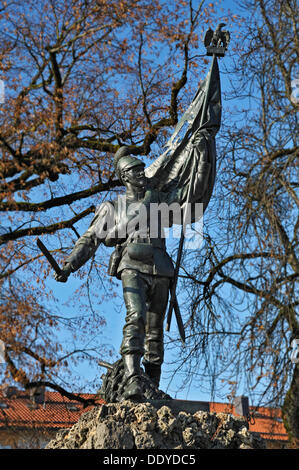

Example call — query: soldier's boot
[122,354,144,401]
[143,363,161,388]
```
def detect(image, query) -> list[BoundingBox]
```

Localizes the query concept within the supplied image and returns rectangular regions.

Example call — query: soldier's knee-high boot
[122,353,143,401]
[143,312,165,388]
[143,277,170,388]
[143,363,161,387]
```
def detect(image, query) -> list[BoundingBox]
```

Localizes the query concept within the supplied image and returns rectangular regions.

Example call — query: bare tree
[0,0,219,402]
[174,0,298,446]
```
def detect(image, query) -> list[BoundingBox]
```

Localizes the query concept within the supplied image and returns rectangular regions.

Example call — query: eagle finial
[204,23,230,57]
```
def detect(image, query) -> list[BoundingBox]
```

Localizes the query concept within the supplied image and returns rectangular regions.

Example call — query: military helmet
[114,146,145,181]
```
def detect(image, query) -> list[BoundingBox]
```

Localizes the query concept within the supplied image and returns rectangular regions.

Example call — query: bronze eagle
[204,23,230,50]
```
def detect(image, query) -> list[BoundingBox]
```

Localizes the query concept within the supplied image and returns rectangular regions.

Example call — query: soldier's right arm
[55,201,114,282]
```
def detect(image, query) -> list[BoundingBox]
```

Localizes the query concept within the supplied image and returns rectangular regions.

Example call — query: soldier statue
[54,144,211,401]
[50,26,228,402]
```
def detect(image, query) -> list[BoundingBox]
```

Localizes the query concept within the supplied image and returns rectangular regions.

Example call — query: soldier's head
[114,146,146,189]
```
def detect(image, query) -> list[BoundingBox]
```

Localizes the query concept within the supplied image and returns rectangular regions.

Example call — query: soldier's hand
[54,263,71,283]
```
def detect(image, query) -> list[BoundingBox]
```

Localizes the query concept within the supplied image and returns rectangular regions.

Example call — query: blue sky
[0,0,260,404]
[46,0,249,402]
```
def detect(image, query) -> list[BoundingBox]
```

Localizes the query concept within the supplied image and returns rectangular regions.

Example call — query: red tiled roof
[0,389,289,442]
[210,402,288,441]
[0,389,103,429]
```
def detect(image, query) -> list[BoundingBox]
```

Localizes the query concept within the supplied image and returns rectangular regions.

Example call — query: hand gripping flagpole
[165,24,230,338]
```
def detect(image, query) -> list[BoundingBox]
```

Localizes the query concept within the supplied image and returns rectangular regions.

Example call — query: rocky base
[46,401,265,449]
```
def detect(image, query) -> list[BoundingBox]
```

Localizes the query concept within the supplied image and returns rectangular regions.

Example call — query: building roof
[0,388,288,442]
[0,388,103,430]
[210,402,288,442]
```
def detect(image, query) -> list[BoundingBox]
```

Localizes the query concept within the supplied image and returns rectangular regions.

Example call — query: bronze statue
[45,26,228,402]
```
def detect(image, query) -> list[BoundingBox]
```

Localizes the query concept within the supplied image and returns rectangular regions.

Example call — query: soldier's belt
[127,243,153,264]
[129,238,165,249]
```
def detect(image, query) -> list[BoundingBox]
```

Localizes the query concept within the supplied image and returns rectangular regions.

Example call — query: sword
[167,281,185,345]
[36,238,62,275]
[173,295,185,345]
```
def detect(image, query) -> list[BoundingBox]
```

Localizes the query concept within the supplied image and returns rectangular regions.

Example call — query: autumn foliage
[0,0,220,399]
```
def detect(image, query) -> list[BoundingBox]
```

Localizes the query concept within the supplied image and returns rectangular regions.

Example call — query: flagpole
[164,24,230,338]
[165,54,217,335]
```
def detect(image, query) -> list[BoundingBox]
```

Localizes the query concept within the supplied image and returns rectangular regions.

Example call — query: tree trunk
[282,364,299,448]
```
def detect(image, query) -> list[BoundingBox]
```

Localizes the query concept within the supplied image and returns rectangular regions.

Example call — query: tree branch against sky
[0,0,222,404]
[2,0,297,447]
[172,0,298,446]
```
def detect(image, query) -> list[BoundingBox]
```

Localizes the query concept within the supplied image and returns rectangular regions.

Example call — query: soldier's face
[122,165,146,188]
